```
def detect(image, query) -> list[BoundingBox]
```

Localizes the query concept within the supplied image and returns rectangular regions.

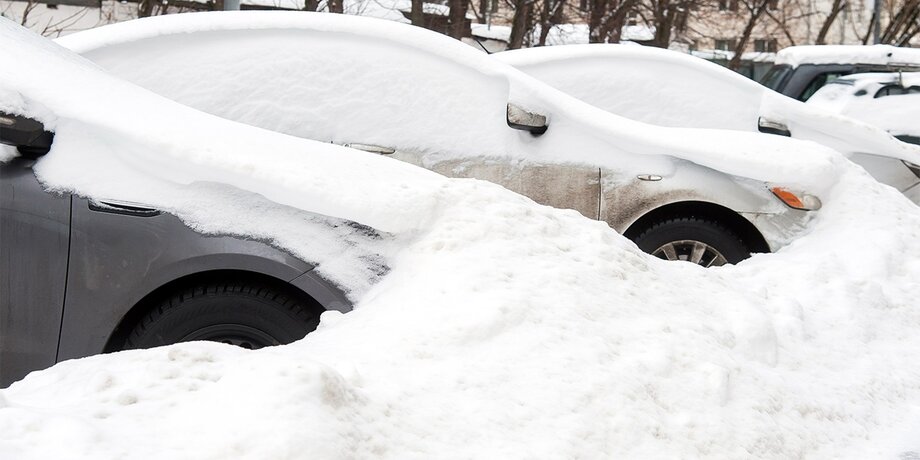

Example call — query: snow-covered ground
[2,15,920,460]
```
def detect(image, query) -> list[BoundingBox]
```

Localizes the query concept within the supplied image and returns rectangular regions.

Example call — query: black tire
[125,282,322,350]
[632,217,751,266]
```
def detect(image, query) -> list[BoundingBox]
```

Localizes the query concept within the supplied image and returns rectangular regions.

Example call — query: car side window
[874,85,920,98]
[799,72,849,101]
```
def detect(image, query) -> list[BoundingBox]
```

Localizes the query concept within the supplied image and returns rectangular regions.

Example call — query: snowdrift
[1,16,920,460]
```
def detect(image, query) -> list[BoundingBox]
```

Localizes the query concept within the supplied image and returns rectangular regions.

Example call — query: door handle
[88,200,161,217]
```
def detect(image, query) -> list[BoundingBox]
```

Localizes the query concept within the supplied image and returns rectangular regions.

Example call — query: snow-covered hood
[495,44,920,167]
[57,12,844,192]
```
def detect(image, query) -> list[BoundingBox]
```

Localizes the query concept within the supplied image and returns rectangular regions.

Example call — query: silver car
[492,44,920,203]
[60,12,829,267]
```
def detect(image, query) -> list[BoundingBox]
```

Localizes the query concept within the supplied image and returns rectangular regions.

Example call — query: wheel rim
[652,240,728,267]
[180,324,280,350]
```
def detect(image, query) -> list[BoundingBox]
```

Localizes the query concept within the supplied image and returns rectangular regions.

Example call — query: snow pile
[3,151,920,458]
[495,44,920,166]
[3,16,920,459]
[775,44,920,68]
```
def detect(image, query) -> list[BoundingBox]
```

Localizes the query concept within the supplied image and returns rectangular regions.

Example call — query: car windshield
[760,64,792,91]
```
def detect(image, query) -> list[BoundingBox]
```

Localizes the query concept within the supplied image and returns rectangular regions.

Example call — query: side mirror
[757,117,791,137]
[507,103,548,136]
[0,112,54,158]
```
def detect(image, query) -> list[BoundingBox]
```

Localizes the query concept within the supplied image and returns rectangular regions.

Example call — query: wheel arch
[102,269,326,353]
[623,201,771,254]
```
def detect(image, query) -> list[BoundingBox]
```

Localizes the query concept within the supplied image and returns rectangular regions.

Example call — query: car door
[392,149,601,220]
[0,157,71,387]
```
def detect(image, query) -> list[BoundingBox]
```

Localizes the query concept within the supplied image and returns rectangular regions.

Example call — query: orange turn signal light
[770,187,821,211]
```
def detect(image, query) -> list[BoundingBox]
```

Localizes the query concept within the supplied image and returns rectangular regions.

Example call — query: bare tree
[19,0,39,26]
[328,0,344,13]
[508,0,535,48]
[638,0,701,47]
[876,0,920,45]
[411,0,425,25]
[814,0,846,44]
[727,0,771,69]
[535,0,565,45]
[447,0,470,37]
[587,0,638,43]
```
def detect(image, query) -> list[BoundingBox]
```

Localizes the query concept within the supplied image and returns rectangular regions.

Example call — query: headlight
[770,187,822,211]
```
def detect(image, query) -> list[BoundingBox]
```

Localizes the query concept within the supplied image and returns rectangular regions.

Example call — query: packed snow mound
[3,166,920,459]
[59,11,852,190]
[4,17,920,459]
[775,44,920,67]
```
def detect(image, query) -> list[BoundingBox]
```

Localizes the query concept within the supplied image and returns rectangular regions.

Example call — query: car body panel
[0,158,71,386]
[1,158,353,386]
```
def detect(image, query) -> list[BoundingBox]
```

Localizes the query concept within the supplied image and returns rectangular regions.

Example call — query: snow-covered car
[760,45,920,101]
[495,44,920,203]
[61,12,840,267]
[807,72,920,147]
[0,18,443,386]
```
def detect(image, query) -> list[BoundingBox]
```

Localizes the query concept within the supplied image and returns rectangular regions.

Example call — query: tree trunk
[508,0,533,49]
[304,0,320,10]
[448,0,470,38]
[328,0,344,13]
[411,0,425,26]
[815,0,845,44]
[728,0,770,70]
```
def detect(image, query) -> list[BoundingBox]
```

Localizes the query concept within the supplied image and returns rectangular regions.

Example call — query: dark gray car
[0,112,352,387]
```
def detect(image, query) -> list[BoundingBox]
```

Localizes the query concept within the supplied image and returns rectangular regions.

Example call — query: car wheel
[125,282,321,350]
[632,217,750,267]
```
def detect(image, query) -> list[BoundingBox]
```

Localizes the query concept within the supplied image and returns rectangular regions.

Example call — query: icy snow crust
[2,16,920,459]
[495,44,920,166]
[58,12,849,191]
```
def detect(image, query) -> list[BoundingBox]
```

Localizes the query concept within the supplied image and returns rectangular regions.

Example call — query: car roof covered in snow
[56,12,859,191]
[774,44,920,68]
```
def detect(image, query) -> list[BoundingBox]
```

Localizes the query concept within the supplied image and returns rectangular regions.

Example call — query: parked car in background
[60,12,837,269]
[495,44,920,204]
[807,72,920,145]
[760,44,920,101]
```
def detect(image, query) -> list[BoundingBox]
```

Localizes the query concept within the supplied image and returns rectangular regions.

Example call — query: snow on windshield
[3,16,920,459]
